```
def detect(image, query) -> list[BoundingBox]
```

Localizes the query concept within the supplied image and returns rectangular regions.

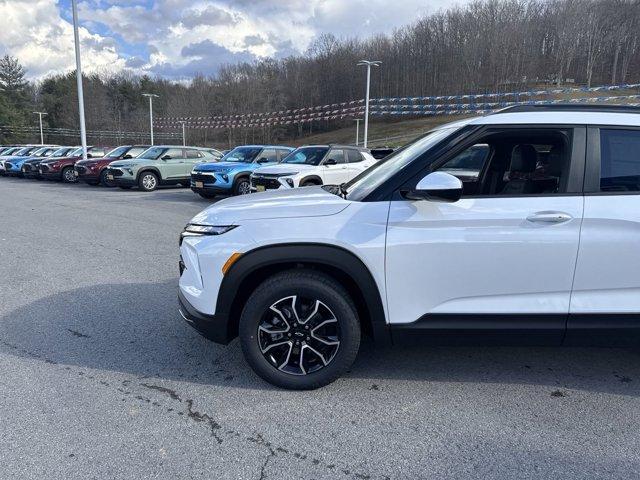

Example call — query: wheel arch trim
[217,243,390,345]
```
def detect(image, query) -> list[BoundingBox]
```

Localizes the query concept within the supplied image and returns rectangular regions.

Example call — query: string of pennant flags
[154,83,640,127]
[154,93,640,130]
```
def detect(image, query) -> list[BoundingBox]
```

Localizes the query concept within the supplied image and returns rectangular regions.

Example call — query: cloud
[0,0,125,80]
[0,0,469,80]
[181,5,238,29]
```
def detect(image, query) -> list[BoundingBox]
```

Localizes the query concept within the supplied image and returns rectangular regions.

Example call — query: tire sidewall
[138,171,158,191]
[61,166,76,183]
[239,273,360,389]
[233,177,251,196]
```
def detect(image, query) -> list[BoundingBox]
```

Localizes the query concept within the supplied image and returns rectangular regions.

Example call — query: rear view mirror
[324,158,337,166]
[406,172,463,202]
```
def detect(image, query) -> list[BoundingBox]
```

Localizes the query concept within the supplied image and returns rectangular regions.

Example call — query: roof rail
[494,103,640,114]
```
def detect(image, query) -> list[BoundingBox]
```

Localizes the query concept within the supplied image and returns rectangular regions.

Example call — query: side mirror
[87,153,93,158]
[123,154,133,159]
[406,172,463,202]
[162,155,172,160]
[324,158,337,166]
[256,157,269,164]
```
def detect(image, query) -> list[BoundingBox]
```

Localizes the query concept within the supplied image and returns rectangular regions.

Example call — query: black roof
[495,104,640,114]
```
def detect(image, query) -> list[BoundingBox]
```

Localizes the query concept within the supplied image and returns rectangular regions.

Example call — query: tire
[61,166,77,183]
[239,270,360,390]
[233,177,251,195]
[138,171,159,192]
[300,180,321,187]
[100,169,115,187]
[198,192,217,199]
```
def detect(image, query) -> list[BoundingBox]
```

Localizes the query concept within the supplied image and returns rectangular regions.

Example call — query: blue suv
[190,145,293,198]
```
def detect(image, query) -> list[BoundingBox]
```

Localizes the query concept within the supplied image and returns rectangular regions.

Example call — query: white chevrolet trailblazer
[179,105,640,389]
[250,144,377,191]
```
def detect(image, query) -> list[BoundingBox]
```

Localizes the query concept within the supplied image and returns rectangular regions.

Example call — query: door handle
[526,211,573,223]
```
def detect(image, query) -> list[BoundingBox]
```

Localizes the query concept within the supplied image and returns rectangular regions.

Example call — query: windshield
[281,147,329,166]
[345,127,459,201]
[221,147,262,163]
[105,146,130,158]
[32,147,50,156]
[70,147,85,156]
[2,147,19,155]
[14,147,33,156]
[51,147,72,157]
[137,147,167,160]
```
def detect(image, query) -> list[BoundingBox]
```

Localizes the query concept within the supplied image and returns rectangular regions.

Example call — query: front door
[385,126,586,344]
[320,149,348,185]
[160,148,187,179]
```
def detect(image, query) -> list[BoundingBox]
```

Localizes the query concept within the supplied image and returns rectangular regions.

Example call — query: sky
[0,0,460,81]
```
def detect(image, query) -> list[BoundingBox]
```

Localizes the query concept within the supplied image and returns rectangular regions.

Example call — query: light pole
[179,121,186,146]
[357,60,381,148]
[353,118,362,146]
[71,0,88,160]
[33,112,47,145]
[142,93,159,145]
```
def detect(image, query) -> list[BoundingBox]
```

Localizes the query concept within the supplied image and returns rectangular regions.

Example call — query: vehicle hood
[195,161,257,173]
[41,155,80,164]
[189,186,350,224]
[252,164,318,176]
[109,159,150,168]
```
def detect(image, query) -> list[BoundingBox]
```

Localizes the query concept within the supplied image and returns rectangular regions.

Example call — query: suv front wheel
[239,270,360,390]
[138,171,159,192]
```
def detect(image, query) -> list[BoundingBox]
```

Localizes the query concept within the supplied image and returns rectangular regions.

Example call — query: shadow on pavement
[1,280,639,395]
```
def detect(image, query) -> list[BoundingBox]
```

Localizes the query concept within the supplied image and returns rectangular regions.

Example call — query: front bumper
[178,289,232,344]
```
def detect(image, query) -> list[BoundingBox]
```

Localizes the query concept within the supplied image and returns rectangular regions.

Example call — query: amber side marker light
[222,252,243,275]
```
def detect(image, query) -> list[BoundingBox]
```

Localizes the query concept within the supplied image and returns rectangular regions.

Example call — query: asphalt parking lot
[1,178,640,479]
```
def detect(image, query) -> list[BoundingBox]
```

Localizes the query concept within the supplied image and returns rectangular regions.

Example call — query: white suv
[179,105,640,389]
[250,145,376,191]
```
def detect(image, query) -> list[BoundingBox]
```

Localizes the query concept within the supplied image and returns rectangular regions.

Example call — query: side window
[186,149,202,159]
[346,150,363,163]
[435,130,572,196]
[164,148,184,159]
[325,149,345,164]
[600,129,640,192]
[439,144,489,181]
[259,149,278,162]
[126,147,146,158]
[277,149,291,161]
[92,148,106,157]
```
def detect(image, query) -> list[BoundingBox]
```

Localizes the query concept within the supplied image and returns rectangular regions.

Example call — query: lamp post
[357,60,381,148]
[179,121,186,146]
[353,118,362,146]
[142,93,159,145]
[33,112,47,145]
[71,0,88,160]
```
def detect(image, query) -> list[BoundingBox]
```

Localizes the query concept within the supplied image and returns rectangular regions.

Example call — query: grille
[251,175,281,189]
[108,168,124,177]
[23,164,34,172]
[5,163,13,169]
[192,173,216,184]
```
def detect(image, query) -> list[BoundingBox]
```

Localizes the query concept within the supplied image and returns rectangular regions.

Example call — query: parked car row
[1,141,388,198]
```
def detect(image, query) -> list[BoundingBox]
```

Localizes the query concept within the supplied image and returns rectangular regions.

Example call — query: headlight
[185,224,236,235]
[180,224,237,245]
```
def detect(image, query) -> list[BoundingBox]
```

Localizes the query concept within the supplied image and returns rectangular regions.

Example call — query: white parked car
[179,104,640,389]
[250,145,377,191]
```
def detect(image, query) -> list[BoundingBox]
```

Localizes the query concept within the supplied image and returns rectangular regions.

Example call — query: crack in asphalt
[0,337,386,479]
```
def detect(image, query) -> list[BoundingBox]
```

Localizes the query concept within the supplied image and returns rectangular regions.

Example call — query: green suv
[106,145,223,191]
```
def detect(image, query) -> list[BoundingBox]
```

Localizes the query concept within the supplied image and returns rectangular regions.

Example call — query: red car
[75,145,150,186]
[39,146,111,183]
